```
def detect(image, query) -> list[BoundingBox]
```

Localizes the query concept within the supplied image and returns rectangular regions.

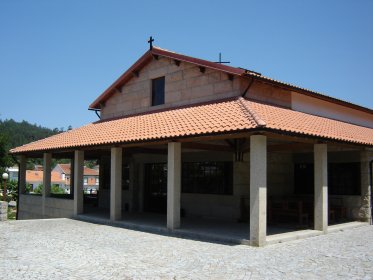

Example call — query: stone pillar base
[0,201,8,221]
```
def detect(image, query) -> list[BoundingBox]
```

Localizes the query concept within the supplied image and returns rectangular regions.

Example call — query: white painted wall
[291,92,373,128]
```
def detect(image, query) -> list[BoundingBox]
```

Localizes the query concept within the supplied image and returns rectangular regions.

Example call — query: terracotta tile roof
[26,171,65,184]
[89,47,372,114]
[56,164,99,176]
[57,163,71,174]
[10,98,373,154]
[248,101,373,145]
[83,167,99,176]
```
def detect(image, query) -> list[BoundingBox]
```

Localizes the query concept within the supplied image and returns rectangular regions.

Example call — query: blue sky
[0,0,372,129]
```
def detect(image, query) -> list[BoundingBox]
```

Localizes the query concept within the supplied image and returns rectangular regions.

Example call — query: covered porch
[16,131,372,246]
[12,97,373,247]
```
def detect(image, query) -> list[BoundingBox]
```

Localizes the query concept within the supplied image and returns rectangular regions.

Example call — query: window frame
[181,161,233,195]
[151,76,165,106]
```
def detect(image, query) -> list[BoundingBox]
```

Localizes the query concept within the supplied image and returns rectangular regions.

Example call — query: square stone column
[314,144,328,233]
[42,153,52,217]
[250,135,267,247]
[359,150,372,222]
[19,155,27,194]
[167,142,181,230]
[138,163,144,213]
[128,160,135,212]
[74,150,84,215]
[110,147,122,221]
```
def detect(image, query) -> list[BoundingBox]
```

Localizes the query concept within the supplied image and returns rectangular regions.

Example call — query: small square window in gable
[152,76,165,106]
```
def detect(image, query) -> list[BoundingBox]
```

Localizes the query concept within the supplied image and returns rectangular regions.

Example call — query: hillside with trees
[0,119,63,149]
[0,119,67,171]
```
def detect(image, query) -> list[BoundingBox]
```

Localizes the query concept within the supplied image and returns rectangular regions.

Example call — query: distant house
[34,165,43,171]
[6,166,19,181]
[26,170,65,191]
[53,164,99,193]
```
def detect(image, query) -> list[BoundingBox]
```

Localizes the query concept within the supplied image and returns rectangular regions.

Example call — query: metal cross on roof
[215,52,230,64]
[148,36,154,50]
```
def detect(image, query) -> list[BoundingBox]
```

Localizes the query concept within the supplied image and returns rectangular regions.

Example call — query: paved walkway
[0,219,372,279]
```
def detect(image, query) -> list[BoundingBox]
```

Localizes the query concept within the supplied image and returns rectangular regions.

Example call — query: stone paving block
[1,217,372,279]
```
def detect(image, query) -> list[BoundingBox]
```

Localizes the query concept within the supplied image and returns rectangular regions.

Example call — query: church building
[11,44,373,246]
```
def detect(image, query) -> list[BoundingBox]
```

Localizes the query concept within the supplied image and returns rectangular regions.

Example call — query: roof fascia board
[89,50,153,109]
[151,48,245,76]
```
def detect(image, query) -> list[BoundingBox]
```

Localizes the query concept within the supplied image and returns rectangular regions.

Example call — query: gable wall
[100,56,372,128]
[101,57,242,120]
[240,79,292,108]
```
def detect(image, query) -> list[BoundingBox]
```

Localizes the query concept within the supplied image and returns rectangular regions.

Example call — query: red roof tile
[26,171,65,183]
[57,163,71,174]
[249,101,373,144]
[56,164,99,176]
[10,98,373,154]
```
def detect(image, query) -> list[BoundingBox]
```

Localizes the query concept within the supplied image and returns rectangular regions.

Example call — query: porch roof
[10,97,373,154]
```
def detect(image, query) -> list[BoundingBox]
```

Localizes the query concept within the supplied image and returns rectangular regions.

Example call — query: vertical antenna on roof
[148,36,154,50]
[215,52,230,64]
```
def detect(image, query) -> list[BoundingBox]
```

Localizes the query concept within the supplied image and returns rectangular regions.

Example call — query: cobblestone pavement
[0,219,372,280]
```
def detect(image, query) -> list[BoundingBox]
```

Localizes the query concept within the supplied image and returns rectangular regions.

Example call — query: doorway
[144,163,167,213]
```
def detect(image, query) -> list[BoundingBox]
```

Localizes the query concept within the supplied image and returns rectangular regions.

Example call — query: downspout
[11,154,20,220]
[369,160,373,225]
[94,110,101,120]
[241,77,255,98]
[88,109,101,120]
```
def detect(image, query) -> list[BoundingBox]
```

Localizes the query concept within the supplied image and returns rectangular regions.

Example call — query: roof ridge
[237,97,266,127]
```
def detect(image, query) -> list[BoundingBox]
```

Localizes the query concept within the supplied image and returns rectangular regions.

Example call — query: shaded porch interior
[19,132,370,245]
[76,135,367,243]
[78,208,366,245]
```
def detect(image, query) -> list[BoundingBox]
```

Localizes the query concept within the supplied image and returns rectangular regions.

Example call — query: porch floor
[75,207,337,245]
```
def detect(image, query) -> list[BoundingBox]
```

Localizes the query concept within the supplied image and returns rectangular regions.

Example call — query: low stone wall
[44,197,74,218]
[0,201,8,221]
[18,194,74,220]
[18,194,43,219]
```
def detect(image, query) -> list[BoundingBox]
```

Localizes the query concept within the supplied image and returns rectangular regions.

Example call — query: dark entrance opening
[144,163,167,213]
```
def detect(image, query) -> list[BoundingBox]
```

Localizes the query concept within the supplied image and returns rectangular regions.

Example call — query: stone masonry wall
[18,194,74,219]
[267,152,294,196]
[18,194,43,219]
[101,57,242,119]
[240,79,292,108]
[44,197,74,219]
[355,150,373,221]
[0,201,7,221]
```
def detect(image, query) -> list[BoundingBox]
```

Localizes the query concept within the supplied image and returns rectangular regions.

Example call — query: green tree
[85,160,98,169]
[5,180,18,202]
[25,183,32,194]
[0,119,59,149]
[0,134,12,173]
[51,184,65,194]
[34,184,43,194]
